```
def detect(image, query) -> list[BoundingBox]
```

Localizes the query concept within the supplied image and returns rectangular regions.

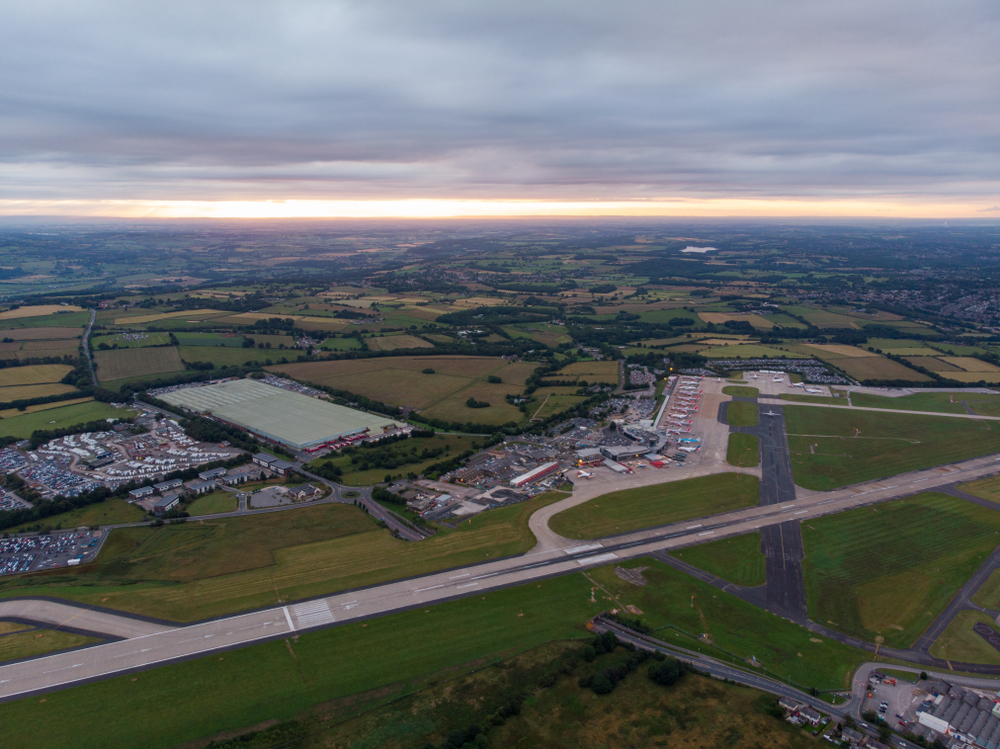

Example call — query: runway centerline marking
[415,584,445,593]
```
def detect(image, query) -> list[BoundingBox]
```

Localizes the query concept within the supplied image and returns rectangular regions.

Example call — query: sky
[1,1,998,218]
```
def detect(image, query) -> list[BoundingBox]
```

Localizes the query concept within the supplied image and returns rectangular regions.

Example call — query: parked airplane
[576,470,594,479]
[678,437,701,443]
[762,410,780,417]
[677,446,700,453]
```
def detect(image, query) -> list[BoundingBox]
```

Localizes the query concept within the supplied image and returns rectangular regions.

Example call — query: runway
[3,446,1000,701]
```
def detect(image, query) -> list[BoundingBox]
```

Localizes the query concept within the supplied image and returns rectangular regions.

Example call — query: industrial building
[159,378,399,451]
[509,461,560,487]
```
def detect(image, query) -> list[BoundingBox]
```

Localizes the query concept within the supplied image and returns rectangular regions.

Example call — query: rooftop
[159,378,398,450]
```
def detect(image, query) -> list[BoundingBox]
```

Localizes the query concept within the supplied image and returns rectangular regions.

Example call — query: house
[185,480,216,495]
[289,484,322,500]
[153,493,181,516]
[778,696,801,713]
[840,728,865,746]
[198,467,228,481]
[153,478,183,494]
[128,485,155,500]
[799,707,822,727]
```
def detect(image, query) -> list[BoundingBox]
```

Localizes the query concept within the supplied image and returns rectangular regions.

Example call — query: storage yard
[157,377,400,450]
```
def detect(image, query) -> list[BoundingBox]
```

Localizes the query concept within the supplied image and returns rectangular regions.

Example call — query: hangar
[158,378,398,451]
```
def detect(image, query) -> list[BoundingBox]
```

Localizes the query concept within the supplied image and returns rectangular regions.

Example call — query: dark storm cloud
[0,0,997,200]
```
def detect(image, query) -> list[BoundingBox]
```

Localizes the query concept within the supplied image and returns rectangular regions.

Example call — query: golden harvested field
[698,312,775,329]
[114,309,223,324]
[0,383,77,402]
[943,357,1000,373]
[0,327,81,340]
[805,344,878,358]
[556,360,620,383]
[364,334,434,351]
[0,397,93,418]
[944,371,1000,383]
[835,356,932,381]
[94,346,185,382]
[906,356,963,372]
[0,364,73,387]
[295,316,349,331]
[0,305,83,320]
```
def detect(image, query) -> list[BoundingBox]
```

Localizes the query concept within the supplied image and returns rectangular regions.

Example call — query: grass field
[186,491,238,515]
[4,498,146,533]
[835,356,932,381]
[0,327,82,340]
[785,406,1000,490]
[0,311,90,329]
[727,400,758,426]
[173,332,245,347]
[271,356,538,426]
[532,393,586,421]
[0,629,97,664]
[700,344,791,359]
[849,391,970,414]
[779,394,842,405]
[364,334,434,351]
[971,569,1000,609]
[91,332,171,348]
[310,434,480,486]
[589,557,866,690]
[928,611,1000,665]
[0,396,93,419]
[670,532,765,587]
[0,574,603,749]
[549,473,758,540]
[94,346,184,383]
[176,346,280,367]
[0,364,73,388]
[801,493,1000,648]
[0,383,77,402]
[113,308,223,324]
[555,360,620,384]
[727,433,760,467]
[319,336,363,351]
[958,476,1000,507]
[722,385,758,397]
[0,492,568,622]
[0,401,137,439]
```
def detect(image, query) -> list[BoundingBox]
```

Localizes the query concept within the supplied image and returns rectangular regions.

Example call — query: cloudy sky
[1,0,997,217]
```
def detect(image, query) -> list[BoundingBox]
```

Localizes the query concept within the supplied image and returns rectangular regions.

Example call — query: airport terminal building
[159,378,399,451]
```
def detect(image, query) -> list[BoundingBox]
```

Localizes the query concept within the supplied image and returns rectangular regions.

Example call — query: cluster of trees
[371,485,406,506]
[465,397,490,409]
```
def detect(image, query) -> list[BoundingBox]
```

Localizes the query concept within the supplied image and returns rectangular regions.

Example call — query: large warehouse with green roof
[159,378,399,450]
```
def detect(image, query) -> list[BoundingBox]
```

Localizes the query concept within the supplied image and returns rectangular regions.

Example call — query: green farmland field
[784,406,1000,490]
[801,493,1000,648]
[0,492,569,622]
[0,401,137,439]
[549,472,758,540]
[670,532,765,587]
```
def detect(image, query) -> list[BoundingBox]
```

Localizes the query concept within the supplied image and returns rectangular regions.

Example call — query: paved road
[0,599,172,640]
[81,308,97,384]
